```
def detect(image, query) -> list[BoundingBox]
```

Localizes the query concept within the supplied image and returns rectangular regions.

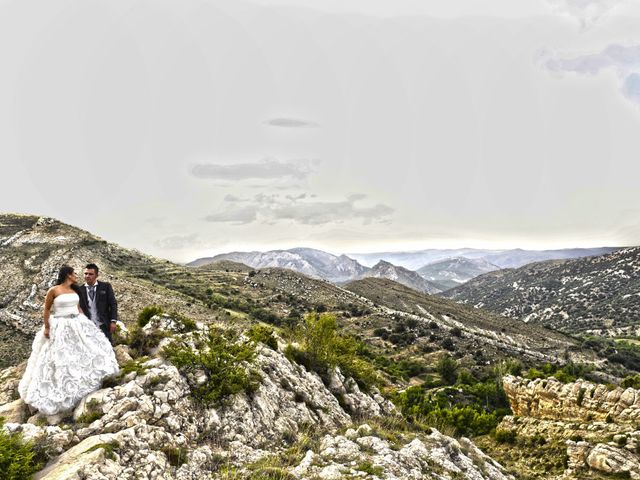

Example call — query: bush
[285,313,380,391]
[621,374,640,389]
[250,308,282,326]
[440,338,456,351]
[127,326,167,358]
[163,328,260,406]
[525,362,593,384]
[436,355,458,385]
[373,327,389,339]
[247,324,278,350]
[138,305,164,327]
[0,419,41,479]
[169,311,198,332]
[493,429,517,444]
[393,375,511,437]
[456,369,476,386]
[450,327,462,337]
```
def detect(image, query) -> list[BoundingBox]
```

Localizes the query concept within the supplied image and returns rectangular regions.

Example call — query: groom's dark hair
[85,263,99,274]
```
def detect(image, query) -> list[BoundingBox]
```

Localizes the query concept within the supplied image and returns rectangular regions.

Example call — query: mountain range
[443,247,640,335]
[348,247,619,270]
[1,213,638,479]
[190,246,619,293]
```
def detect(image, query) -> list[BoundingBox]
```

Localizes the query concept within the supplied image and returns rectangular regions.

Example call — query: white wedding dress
[18,292,119,415]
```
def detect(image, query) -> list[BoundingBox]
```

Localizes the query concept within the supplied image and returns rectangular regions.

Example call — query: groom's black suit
[78,281,118,343]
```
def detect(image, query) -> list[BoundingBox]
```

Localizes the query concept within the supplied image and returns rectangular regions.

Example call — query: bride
[19,265,120,416]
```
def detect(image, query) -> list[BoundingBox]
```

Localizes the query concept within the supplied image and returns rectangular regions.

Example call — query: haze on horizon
[1,0,640,263]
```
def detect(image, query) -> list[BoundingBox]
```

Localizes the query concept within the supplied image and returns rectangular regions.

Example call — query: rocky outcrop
[500,375,640,479]
[503,375,640,424]
[290,424,514,480]
[567,440,640,479]
[1,315,513,479]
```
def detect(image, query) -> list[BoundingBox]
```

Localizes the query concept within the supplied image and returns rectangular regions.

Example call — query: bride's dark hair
[56,265,81,295]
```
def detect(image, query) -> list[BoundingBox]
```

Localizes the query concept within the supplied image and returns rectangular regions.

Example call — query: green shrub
[169,311,198,332]
[285,313,380,391]
[76,399,104,425]
[375,357,428,381]
[247,324,278,350]
[163,328,260,406]
[250,308,282,326]
[356,461,384,475]
[137,305,164,327]
[436,355,458,385]
[621,374,640,389]
[440,337,456,351]
[0,420,41,479]
[456,369,476,386]
[493,359,523,377]
[127,326,167,358]
[525,362,593,384]
[393,377,511,437]
[493,429,517,444]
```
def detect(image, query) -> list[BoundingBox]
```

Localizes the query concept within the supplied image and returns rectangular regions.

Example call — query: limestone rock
[0,321,511,480]
[0,398,27,424]
[503,375,640,425]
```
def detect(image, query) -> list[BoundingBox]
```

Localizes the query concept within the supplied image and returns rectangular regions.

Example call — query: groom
[79,263,118,343]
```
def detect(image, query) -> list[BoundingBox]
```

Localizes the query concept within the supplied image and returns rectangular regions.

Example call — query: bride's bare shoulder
[46,286,61,297]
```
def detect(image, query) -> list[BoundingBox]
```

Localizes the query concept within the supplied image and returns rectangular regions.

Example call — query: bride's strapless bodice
[52,292,79,316]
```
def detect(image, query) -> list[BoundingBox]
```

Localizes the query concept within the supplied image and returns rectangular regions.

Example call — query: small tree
[436,355,458,385]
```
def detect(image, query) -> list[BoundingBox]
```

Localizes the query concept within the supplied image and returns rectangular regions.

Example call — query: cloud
[154,233,201,249]
[271,198,394,225]
[204,193,394,226]
[265,118,319,128]
[539,43,640,105]
[204,206,259,225]
[191,158,316,182]
[546,0,624,29]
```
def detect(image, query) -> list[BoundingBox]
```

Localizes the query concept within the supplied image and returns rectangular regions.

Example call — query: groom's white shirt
[84,281,101,329]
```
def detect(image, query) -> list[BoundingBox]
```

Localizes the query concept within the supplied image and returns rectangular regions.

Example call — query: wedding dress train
[18,292,119,415]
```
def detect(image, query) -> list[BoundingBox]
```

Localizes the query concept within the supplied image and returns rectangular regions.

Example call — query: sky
[1,0,640,262]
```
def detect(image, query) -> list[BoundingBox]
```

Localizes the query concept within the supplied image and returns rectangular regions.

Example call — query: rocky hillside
[0,313,516,479]
[2,214,587,375]
[359,260,442,294]
[417,257,500,290]
[480,376,640,479]
[443,247,640,335]
[344,277,593,368]
[0,214,234,367]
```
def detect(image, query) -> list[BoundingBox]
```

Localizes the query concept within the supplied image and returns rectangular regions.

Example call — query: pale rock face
[0,363,25,404]
[500,375,640,479]
[291,425,515,480]
[503,375,640,424]
[566,441,640,479]
[1,316,512,479]
[0,399,27,423]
